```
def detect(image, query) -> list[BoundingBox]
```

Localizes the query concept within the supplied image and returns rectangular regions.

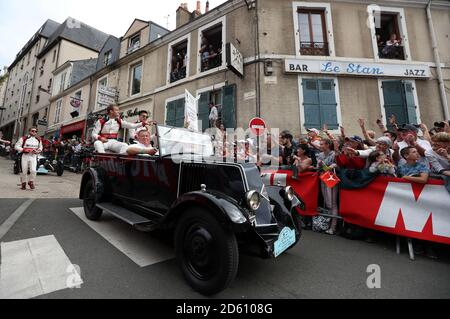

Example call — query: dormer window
[103,50,113,66]
[128,34,141,54]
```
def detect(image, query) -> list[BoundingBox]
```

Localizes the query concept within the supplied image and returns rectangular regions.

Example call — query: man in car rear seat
[93,105,150,154]
[126,128,158,156]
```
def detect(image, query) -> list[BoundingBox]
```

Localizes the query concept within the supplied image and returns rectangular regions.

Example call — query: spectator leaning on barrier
[398,146,430,184]
[368,151,396,177]
[393,124,432,166]
[292,144,315,179]
[352,136,394,163]
[334,135,367,170]
[316,138,339,235]
[426,132,450,177]
[279,131,296,166]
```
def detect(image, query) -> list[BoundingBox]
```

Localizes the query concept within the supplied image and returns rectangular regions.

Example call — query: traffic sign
[249,117,266,136]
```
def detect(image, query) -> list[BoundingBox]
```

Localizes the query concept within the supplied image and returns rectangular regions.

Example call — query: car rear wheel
[56,162,64,176]
[174,207,239,296]
[83,180,103,221]
[13,160,20,175]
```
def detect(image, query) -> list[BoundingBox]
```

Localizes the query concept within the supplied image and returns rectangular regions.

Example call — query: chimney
[176,3,191,28]
[196,1,202,14]
[205,1,210,13]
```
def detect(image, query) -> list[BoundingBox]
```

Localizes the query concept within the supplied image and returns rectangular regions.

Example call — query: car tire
[83,180,103,221]
[174,207,239,296]
[13,161,20,175]
[56,163,64,176]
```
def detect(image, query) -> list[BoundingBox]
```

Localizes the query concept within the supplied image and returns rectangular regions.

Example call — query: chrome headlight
[246,190,261,211]
[284,186,295,201]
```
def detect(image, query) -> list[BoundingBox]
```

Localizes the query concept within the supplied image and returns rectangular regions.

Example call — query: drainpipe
[426,0,449,120]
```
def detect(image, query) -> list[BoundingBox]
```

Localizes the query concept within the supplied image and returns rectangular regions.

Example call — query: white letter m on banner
[375,182,450,238]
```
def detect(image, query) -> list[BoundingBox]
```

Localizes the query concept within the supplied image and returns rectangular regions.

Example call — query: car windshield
[158,125,214,158]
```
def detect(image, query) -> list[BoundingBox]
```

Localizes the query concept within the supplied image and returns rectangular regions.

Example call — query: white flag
[184,89,199,132]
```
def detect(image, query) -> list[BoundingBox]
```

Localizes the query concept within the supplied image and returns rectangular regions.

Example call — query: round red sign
[249,117,266,136]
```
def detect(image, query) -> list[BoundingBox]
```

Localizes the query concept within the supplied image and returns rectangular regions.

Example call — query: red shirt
[336,154,366,170]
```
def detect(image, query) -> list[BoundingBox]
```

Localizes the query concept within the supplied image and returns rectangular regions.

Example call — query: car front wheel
[174,207,239,296]
[83,180,103,221]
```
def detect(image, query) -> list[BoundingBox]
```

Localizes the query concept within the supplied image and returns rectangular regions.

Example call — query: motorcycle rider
[14,127,43,190]
[93,105,150,154]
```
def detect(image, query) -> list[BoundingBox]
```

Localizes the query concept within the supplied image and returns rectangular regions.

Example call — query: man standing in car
[14,127,43,190]
[93,105,150,154]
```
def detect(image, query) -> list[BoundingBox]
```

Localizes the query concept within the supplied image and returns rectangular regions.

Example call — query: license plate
[274,227,296,258]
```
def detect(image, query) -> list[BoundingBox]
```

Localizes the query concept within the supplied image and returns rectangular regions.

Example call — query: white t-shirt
[398,138,432,166]
[209,107,218,121]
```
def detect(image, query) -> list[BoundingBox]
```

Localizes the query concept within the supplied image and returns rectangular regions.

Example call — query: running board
[96,203,154,227]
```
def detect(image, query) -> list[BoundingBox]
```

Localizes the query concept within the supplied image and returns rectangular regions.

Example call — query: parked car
[79,125,304,295]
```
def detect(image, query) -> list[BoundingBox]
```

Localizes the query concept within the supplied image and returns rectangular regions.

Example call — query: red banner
[340,177,450,245]
[262,170,319,216]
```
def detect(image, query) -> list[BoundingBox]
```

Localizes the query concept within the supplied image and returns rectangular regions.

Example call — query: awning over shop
[60,120,85,139]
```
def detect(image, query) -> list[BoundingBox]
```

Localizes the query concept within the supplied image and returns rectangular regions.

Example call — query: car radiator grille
[179,163,208,194]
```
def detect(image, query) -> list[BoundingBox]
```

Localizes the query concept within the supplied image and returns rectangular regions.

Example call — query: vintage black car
[79,125,304,295]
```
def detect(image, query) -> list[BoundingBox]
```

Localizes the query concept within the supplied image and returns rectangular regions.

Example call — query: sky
[0,0,228,71]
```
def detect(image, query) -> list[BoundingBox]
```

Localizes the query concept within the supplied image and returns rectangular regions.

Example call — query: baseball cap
[345,135,363,144]
[307,128,320,135]
[397,124,419,133]
[376,136,392,147]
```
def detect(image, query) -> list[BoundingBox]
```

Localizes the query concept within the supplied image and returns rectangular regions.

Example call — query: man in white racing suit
[93,105,150,154]
[14,127,43,190]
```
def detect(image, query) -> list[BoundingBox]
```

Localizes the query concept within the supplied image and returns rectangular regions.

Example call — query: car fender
[79,167,109,200]
[165,191,249,231]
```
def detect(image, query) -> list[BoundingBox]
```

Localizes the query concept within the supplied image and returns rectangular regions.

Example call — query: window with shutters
[165,98,186,128]
[381,80,418,126]
[54,99,62,124]
[197,84,236,131]
[302,78,339,130]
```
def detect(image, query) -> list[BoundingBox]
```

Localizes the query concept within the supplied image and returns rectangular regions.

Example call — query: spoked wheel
[175,208,239,296]
[83,180,103,221]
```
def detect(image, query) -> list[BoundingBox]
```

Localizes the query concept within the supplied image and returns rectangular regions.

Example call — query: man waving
[93,105,149,154]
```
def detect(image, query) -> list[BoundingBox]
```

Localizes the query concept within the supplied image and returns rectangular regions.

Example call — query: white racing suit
[92,118,146,154]
[15,136,43,184]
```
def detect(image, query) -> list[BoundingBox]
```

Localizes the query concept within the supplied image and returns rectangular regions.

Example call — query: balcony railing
[300,41,329,56]
[378,45,405,60]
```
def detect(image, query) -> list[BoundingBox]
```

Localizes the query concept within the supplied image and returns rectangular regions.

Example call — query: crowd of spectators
[209,116,449,256]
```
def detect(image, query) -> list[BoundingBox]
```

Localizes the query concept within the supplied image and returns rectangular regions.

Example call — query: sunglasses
[30,130,37,133]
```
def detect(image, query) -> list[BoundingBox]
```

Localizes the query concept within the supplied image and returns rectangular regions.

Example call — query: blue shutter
[303,79,321,129]
[403,82,418,124]
[222,85,236,129]
[382,81,407,126]
[318,79,338,129]
[175,99,186,128]
[166,101,176,127]
[198,92,210,131]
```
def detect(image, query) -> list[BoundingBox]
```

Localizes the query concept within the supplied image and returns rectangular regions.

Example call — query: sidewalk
[0,157,82,199]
